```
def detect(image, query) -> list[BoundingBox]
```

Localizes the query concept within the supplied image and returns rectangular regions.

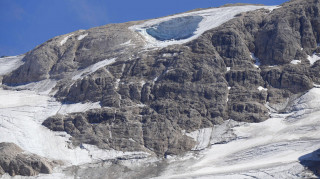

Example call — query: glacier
[146,16,203,41]
[130,5,278,49]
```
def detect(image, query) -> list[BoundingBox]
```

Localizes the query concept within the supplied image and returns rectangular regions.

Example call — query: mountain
[1,0,320,178]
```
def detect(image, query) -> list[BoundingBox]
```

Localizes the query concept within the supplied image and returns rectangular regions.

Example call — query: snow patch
[307,53,320,66]
[77,33,88,41]
[57,102,101,115]
[137,103,146,108]
[162,53,174,58]
[290,60,301,65]
[268,65,277,68]
[115,79,121,90]
[60,34,74,46]
[186,128,213,150]
[186,120,240,151]
[0,55,24,76]
[290,88,320,113]
[140,80,146,86]
[120,40,133,46]
[257,86,267,91]
[130,5,278,49]
[226,67,231,72]
[72,58,116,80]
[153,76,159,82]
[314,83,320,88]
[250,53,261,68]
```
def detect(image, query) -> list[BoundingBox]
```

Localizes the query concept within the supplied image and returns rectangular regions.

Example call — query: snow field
[0,55,24,77]
[154,88,320,178]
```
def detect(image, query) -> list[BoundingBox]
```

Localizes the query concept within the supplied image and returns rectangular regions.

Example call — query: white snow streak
[72,58,116,80]
[115,79,121,90]
[60,34,74,46]
[77,33,88,41]
[58,102,101,115]
[290,60,301,65]
[120,40,133,46]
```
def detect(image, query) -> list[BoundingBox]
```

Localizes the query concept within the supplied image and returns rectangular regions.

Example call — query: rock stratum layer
[2,0,320,166]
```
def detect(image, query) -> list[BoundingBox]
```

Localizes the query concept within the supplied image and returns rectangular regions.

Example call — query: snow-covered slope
[152,88,320,179]
[0,55,24,77]
[0,57,149,171]
[0,88,150,167]
[2,84,318,178]
[130,5,278,48]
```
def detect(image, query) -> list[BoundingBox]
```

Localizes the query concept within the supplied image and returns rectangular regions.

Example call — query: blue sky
[0,0,287,56]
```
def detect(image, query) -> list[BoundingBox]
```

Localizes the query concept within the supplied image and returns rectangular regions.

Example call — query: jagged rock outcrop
[43,107,196,157]
[3,0,320,156]
[0,143,55,176]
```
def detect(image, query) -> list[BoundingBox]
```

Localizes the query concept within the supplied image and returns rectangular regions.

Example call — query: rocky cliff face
[0,143,55,176]
[3,0,320,159]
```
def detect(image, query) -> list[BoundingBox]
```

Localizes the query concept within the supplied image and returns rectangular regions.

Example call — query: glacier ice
[130,5,278,49]
[146,16,203,41]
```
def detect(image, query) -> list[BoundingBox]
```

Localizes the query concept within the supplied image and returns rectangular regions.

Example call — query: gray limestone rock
[0,143,55,176]
[43,108,196,157]
[2,21,146,85]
